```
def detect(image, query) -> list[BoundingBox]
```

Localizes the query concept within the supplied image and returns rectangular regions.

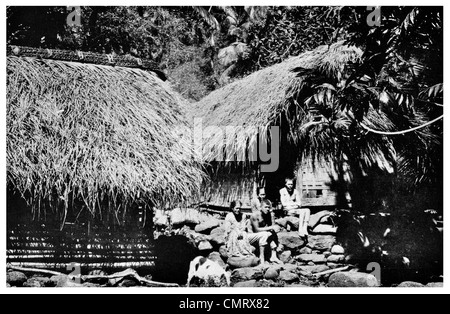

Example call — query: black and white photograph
[3,3,446,295]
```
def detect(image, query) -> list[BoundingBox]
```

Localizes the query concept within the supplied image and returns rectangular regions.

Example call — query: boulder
[288,284,310,288]
[331,245,345,255]
[195,219,221,234]
[296,254,327,264]
[7,271,27,287]
[209,227,227,246]
[396,281,425,288]
[309,210,333,229]
[50,275,83,288]
[231,267,264,281]
[298,247,313,255]
[311,224,337,235]
[327,263,341,269]
[279,251,292,263]
[23,278,43,288]
[278,232,306,250]
[279,271,299,283]
[307,235,336,251]
[327,255,345,263]
[298,265,330,274]
[118,278,140,287]
[282,264,298,273]
[208,252,227,269]
[219,245,229,260]
[328,272,379,287]
[198,240,213,251]
[233,280,258,288]
[426,282,444,288]
[228,256,260,269]
[218,43,250,67]
[264,267,280,280]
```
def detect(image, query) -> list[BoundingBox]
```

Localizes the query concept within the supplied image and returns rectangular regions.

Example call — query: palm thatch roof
[7,50,204,223]
[189,42,395,173]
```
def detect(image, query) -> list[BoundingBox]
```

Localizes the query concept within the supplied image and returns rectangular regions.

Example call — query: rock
[195,219,221,234]
[6,283,11,288]
[279,271,299,283]
[118,278,140,287]
[327,255,345,263]
[33,276,52,287]
[299,247,313,255]
[50,275,83,288]
[278,232,305,250]
[323,251,332,258]
[231,267,264,281]
[233,280,258,287]
[298,265,330,274]
[426,282,444,288]
[208,252,227,269]
[397,281,425,288]
[307,262,315,266]
[296,254,327,264]
[307,235,336,251]
[7,271,27,287]
[331,245,345,255]
[83,283,103,288]
[228,256,260,269]
[279,251,292,263]
[23,278,43,287]
[198,240,213,251]
[282,264,298,273]
[218,43,250,67]
[327,263,341,269]
[328,272,379,287]
[309,210,333,228]
[219,245,229,260]
[311,224,337,235]
[209,228,227,246]
[264,267,280,280]
[288,284,310,288]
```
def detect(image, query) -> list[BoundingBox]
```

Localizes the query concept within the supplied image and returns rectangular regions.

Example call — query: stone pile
[154,208,382,287]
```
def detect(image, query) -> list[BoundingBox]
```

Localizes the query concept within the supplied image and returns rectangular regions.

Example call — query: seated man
[251,187,272,213]
[279,178,311,240]
[248,200,282,264]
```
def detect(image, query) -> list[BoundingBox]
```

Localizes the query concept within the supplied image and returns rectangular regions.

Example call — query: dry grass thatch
[188,42,363,163]
[7,55,204,223]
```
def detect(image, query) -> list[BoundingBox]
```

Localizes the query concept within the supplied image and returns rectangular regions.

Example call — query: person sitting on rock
[248,200,282,265]
[224,200,255,259]
[251,187,272,213]
[280,177,311,241]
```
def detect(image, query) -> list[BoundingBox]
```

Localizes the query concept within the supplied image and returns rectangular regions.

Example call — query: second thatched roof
[188,42,363,162]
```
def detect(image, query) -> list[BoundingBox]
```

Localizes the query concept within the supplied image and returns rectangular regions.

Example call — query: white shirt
[280,187,301,209]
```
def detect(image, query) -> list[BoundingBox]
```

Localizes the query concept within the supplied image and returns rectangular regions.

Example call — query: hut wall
[7,194,155,273]
[297,161,338,207]
[7,223,155,273]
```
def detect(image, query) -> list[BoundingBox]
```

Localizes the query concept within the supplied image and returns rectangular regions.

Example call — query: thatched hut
[189,42,394,210]
[7,46,203,269]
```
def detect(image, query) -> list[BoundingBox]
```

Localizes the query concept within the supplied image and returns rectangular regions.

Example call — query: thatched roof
[7,50,204,220]
[189,42,362,162]
[189,42,395,173]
